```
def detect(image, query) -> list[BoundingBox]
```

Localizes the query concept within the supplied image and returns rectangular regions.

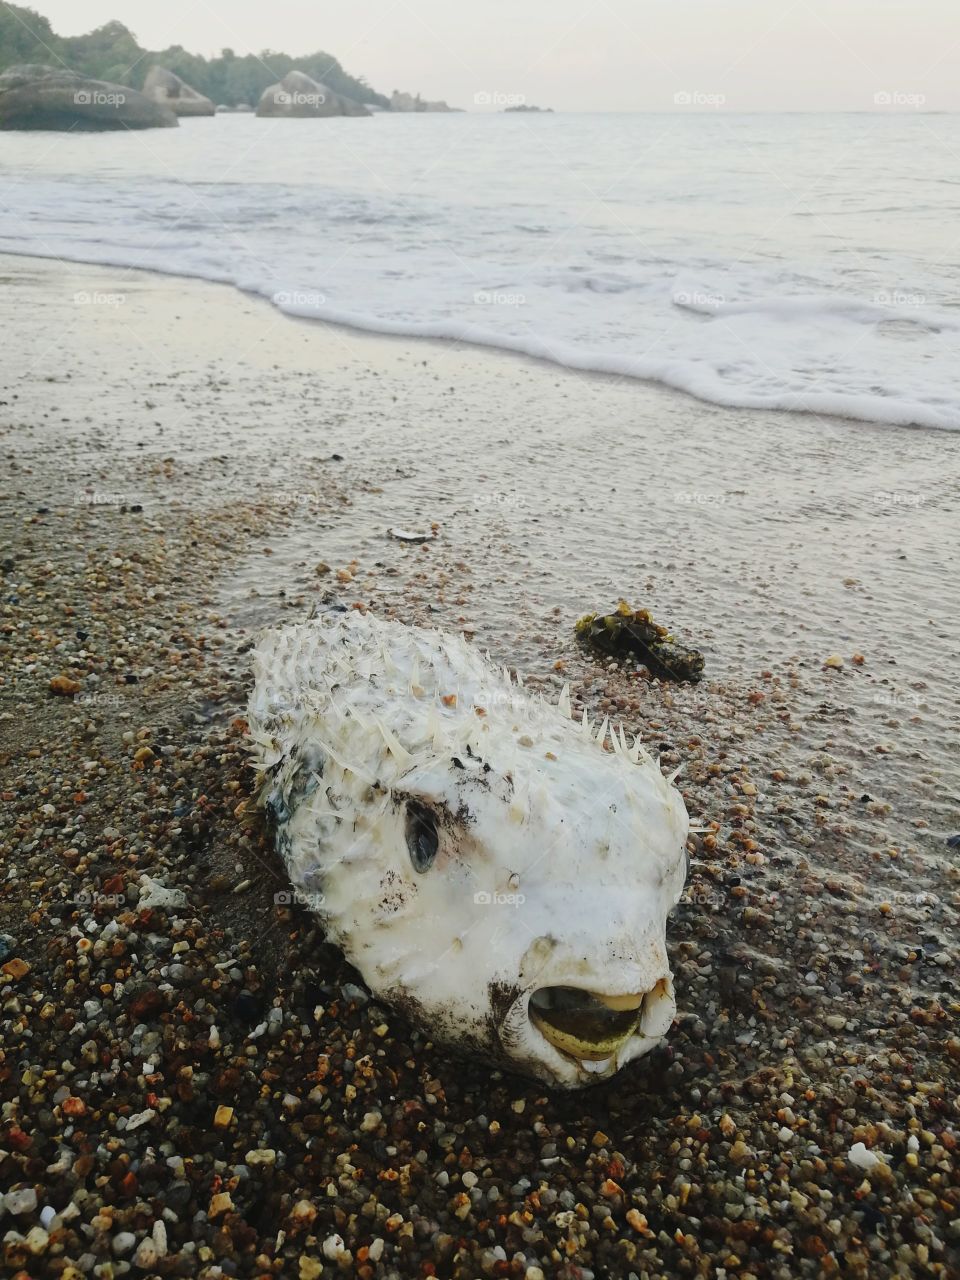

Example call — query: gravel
[1,256,957,1279]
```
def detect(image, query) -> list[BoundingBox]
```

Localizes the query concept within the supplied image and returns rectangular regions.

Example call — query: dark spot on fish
[378,867,411,916]
[489,979,524,1051]
[265,792,290,825]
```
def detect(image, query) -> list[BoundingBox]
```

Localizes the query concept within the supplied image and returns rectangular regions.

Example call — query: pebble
[848,1141,885,1170]
[322,1234,348,1261]
[124,1108,156,1131]
[4,1188,38,1214]
[24,1226,50,1255]
[49,673,81,695]
[133,1238,158,1269]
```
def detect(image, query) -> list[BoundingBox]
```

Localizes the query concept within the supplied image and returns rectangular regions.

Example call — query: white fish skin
[246,609,690,1088]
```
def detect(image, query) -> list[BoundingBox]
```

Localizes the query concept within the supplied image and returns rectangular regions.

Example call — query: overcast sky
[23,0,960,111]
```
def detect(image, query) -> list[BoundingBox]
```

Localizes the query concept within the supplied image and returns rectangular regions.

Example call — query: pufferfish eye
[405,800,439,873]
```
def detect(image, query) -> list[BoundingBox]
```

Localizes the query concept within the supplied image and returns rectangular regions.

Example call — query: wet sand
[1,254,958,1278]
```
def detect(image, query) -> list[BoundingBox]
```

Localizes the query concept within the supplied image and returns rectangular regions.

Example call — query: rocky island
[390,90,461,113]
[0,63,177,130]
[256,70,370,118]
[142,65,215,117]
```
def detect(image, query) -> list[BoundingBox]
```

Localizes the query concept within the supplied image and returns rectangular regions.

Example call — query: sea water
[2,110,959,428]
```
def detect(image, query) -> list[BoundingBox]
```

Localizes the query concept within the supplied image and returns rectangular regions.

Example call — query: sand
[0,254,958,1278]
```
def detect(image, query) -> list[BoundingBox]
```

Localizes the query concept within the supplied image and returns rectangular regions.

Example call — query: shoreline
[1,253,957,1278]
[0,245,952,434]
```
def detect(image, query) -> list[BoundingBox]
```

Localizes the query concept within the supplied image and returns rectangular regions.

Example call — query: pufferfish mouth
[528,980,675,1074]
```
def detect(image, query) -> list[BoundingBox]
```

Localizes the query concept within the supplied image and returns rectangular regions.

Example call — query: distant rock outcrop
[0,64,178,130]
[390,90,459,113]
[142,66,215,117]
[504,104,553,113]
[256,71,370,118]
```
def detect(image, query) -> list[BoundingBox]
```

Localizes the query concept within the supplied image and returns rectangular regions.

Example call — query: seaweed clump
[575,600,704,683]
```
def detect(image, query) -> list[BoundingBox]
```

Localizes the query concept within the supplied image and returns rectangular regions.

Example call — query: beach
[1,253,958,1277]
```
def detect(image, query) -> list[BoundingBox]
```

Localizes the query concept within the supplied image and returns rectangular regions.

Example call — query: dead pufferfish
[246,609,690,1088]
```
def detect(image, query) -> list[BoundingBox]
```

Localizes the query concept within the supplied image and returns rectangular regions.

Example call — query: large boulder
[142,66,215,117]
[256,71,370,118]
[0,64,177,130]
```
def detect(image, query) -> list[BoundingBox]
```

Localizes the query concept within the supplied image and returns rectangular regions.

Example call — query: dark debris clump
[575,600,705,682]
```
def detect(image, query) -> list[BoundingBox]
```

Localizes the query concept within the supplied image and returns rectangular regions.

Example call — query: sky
[20,0,960,112]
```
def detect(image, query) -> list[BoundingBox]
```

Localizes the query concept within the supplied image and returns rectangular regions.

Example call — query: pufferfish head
[285,697,690,1089]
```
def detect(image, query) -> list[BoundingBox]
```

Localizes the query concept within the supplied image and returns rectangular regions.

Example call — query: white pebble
[113,1231,137,1255]
[134,1238,158,1269]
[245,1148,277,1166]
[124,1108,156,1132]
[323,1233,347,1260]
[4,1187,38,1214]
[24,1226,49,1255]
[848,1141,884,1169]
[152,1220,168,1256]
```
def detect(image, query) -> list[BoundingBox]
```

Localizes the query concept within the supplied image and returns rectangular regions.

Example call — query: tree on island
[0,5,389,108]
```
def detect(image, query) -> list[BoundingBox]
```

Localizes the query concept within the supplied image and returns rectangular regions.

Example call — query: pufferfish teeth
[581,1057,612,1074]
[596,991,645,1011]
